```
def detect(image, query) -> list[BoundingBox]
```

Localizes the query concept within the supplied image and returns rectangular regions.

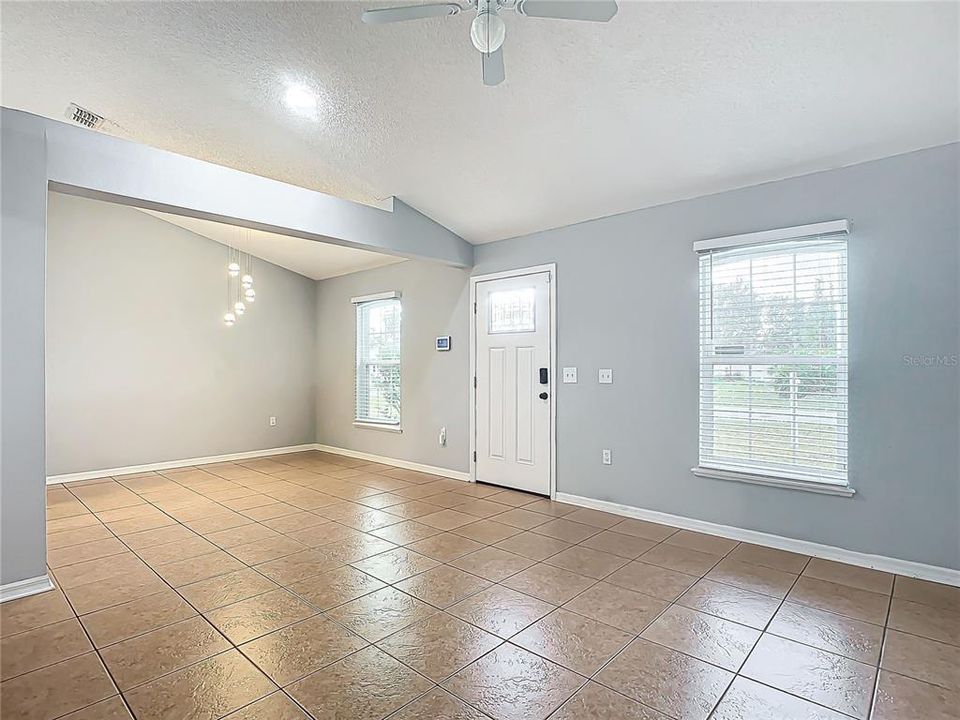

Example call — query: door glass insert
[488,288,535,334]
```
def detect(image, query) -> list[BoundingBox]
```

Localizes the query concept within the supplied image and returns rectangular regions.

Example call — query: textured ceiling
[2,1,958,243]
[139,209,403,280]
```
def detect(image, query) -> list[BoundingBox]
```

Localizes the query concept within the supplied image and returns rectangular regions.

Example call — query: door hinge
[546,272,551,283]
[473,451,477,462]
[473,301,477,314]
[473,376,477,389]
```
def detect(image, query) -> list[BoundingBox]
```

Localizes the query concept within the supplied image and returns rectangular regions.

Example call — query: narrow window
[354,294,402,427]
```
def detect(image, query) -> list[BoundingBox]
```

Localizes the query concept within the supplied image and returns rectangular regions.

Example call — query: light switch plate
[562,367,578,384]
[599,368,613,384]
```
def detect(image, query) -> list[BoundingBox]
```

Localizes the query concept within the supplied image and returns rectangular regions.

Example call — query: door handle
[539,392,549,400]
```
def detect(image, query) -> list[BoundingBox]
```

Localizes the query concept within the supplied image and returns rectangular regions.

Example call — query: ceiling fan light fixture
[470,10,505,53]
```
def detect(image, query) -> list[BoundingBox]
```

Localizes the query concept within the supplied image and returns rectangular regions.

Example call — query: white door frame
[469,264,557,499]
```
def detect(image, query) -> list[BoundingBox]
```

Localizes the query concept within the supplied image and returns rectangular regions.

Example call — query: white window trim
[354,292,402,429]
[693,220,853,497]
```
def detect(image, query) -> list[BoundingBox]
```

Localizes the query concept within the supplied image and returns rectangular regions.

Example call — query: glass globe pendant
[245,287,256,303]
[227,262,240,277]
[223,311,236,327]
[241,274,253,289]
[234,300,246,316]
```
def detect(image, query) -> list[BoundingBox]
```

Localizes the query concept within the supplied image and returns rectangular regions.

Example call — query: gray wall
[475,144,960,570]
[46,193,318,475]
[1,110,48,586]
[315,261,471,473]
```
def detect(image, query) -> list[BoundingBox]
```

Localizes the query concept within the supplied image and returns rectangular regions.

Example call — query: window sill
[353,422,402,434]
[691,466,855,497]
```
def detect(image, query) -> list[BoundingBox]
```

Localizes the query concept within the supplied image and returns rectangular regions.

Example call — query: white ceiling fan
[361,0,619,86]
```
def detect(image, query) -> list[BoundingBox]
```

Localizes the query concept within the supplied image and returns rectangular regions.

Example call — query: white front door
[474,271,552,495]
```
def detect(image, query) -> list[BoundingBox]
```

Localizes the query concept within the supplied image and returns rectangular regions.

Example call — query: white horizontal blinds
[699,233,848,485]
[355,297,402,425]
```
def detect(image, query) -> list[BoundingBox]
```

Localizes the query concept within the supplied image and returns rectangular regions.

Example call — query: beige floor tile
[386,500,447,520]
[120,523,197,549]
[888,597,960,646]
[664,530,738,555]
[605,561,698,601]
[443,643,584,720]
[79,589,196,647]
[871,670,960,720]
[53,552,147,589]
[318,533,397,565]
[881,629,960,690]
[0,652,117,720]
[562,508,623,529]
[240,615,367,686]
[350,547,439,583]
[48,537,128,569]
[242,502,302,521]
[0,589,74,638]
[454,498,516,518]
[640,604,760,671]
[513,608,632,676]
[579,530,657,559]
[227,535,308,565]
[453,519,523,544]
[285,521,361,547]
[596,637,733,720]
[451,546,536,582]
[676,578,781,630]
[46,514,103,534]
[369,520,440,545]
[177,567,279,612]
[1,618,92,681]
[100,616,230,689]
[706,558,798,599]
[447,584,555,639]
[531,518,602,543]
[741,634,875,719]
[124,650,276,720]
[803,557,894,595]
[417,508,477,531]
[378,612,502,682]
[287,565,385,610]
[135,535,219,566]
[545,546,629,579]
[493,507,553,530]
[484,488,543,508]
[63,564,169,615]
[105,513,178,536]
[154,549,246,587]
[495,531,571,561]
[503,563,597,605]
[408,531,484,561]
[326,587,438,642]
[637,543,721,577]
[726,543,810,574]
[768,601,883,664]
[548,681,669,719]
[787,576,890,624]
[221,691,310,719]
[522,499,579,518]
[395,565,492,608]
[205,589,317,644]
[710,676,850,719]
[58,696,134,719]
[204,523,281,548]
[182,512,254,535]
[894,576,960,613]
[287,645,432,720]
[46,524,113,550]
[389,687,490,720]
[564,581,668,634]
[255,548,344,585]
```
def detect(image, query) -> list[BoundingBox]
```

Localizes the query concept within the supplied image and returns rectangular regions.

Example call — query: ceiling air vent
[64,103,104,129]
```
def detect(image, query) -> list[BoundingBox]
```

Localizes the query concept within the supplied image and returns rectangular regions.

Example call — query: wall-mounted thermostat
[436,336,451,351]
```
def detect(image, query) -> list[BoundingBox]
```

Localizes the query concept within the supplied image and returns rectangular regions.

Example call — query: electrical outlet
[599,368,613,384]
[439,426,447,447]
[562,367,578,383]
[269,416,277,427]
[602,449,612,465]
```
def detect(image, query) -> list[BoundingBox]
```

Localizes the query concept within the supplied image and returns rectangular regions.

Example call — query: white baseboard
[0,574,55,604]
[46,444,318,485]
[314,444,469,482]
[555,492,960,588]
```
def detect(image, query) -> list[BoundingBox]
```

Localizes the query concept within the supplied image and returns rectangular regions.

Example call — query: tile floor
[1,450,958,719]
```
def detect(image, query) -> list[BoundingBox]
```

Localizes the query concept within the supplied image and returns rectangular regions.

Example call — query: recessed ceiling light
[283,83,318,116]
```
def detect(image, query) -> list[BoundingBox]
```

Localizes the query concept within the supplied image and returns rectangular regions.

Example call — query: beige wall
[45,192,318,475]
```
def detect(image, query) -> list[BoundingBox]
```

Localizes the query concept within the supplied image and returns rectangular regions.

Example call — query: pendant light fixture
[223,231,259,326]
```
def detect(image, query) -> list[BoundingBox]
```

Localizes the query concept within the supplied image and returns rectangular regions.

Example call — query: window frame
[692,221,854,497]
[352,291,402,431]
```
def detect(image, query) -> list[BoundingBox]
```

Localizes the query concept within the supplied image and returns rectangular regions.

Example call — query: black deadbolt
[539,367,548,384]
[539,392,549,400]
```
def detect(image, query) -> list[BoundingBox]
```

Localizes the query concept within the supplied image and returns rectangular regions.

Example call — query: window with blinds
[698,231,848,487]
[355,295,402,426]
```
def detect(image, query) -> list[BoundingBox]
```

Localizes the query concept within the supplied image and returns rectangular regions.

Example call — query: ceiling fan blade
[482,48,505,86]
[362,3,461,24]
[516,0,617,22]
